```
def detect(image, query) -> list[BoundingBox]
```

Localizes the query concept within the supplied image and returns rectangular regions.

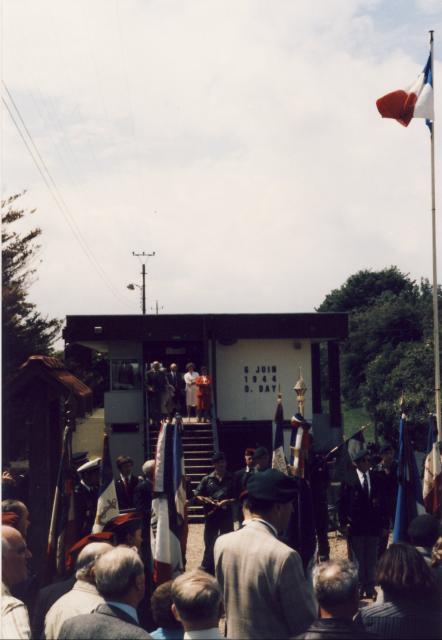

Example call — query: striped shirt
[1,582,31,639]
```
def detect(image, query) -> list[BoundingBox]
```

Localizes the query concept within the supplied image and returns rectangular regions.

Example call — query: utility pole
[129,251,155,315]
[151,300,164,315]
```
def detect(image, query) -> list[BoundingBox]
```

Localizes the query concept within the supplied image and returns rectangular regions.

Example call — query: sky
[2,0,442,344]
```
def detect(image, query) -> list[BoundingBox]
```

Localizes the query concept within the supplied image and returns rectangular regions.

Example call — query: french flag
[376,53,434,127]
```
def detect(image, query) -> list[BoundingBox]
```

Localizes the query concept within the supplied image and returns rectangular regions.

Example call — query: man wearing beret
[194,452,235,575]
[214,468,316,639]
[338,449,389,600]
[373,443,398,558]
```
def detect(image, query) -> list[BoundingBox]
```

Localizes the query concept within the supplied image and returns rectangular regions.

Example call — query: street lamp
[293,369,307,417]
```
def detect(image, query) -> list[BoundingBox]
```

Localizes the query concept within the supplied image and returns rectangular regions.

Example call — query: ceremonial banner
[272,394,287,474]
[393,415,425,543]
[46,424,77,580]
[93,433,119,532]
[376,52,434,127]
[423,441,442,516]
[152,420,184,586]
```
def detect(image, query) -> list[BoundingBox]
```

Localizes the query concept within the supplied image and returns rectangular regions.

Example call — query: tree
[2,193,62,459]
[318,267,441,444]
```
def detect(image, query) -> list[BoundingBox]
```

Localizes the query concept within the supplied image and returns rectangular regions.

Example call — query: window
[110,360,141,390]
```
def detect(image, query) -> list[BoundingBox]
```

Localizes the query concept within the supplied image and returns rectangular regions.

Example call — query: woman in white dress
[184,362,199,421]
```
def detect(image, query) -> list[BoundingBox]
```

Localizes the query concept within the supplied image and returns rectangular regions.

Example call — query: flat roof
[64,313,348,342]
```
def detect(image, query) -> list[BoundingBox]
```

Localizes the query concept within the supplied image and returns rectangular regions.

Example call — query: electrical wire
[2,88,129,305]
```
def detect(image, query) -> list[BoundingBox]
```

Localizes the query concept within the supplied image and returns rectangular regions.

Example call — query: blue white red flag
[376,53,434,127]
[93,433,119,532]
[393,414,425,543]
[272,394,287,474]
[152,419,185,586]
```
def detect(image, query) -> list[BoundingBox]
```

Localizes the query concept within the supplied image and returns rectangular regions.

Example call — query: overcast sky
[2,0,441,340]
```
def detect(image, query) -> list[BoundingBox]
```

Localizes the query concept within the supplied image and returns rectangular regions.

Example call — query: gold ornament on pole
[293,368,307,417]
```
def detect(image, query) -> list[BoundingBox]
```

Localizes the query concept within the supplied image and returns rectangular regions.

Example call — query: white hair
[142,459,155,478]
[94,546,144,599]
[313,559,359,607]
[75,542,113,582]
[171,570,222,622]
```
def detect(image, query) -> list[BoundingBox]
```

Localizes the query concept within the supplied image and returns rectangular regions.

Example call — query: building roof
[64,312,348,344]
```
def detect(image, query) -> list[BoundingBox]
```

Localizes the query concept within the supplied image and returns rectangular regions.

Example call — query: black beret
[353,449,370,463]
[252,446,269,461]
[212,452,226,463]
[247,468,298,503]
[407,514,440,544]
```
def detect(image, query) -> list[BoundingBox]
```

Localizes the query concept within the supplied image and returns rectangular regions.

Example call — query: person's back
[215,470,316,639]
[44,542,112,639]
[58,546,152,640]
[357,543,442,640]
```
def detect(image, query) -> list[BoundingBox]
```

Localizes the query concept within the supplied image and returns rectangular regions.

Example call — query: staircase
[149,420,215,523]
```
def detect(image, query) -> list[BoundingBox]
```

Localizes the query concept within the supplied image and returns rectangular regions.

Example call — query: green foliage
[318,267,441,443]
[2,193,62,382]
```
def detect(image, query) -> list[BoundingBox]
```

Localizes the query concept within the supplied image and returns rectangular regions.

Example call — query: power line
[2,86,128,304]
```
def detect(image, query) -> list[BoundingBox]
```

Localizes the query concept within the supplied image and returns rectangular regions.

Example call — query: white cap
[77,457,101,473]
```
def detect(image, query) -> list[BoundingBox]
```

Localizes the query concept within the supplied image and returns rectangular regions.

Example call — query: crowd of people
[145,361,213,424]
[2,432,442,638]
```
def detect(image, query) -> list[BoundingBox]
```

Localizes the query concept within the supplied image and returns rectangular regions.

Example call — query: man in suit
[58,546,151,639]
[166,363,185,417]
[339,448,389,599]
[233,447,255,525]
[115,455,139,511]
[214,468,316,640]
[374,443,398,558]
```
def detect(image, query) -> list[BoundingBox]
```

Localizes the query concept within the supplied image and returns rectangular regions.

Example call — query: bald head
[75,542,113,583]
[312,560,359,619]
[171,570,222,631]
[2,526,31,587]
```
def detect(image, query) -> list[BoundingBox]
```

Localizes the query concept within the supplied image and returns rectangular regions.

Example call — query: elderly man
[297,560,376,639]
[2,525,32,639]
[171,570,223,639]
[44,541,113,639]
[58,546,151,639]
[215,468,316,639]
[2,500,30,538]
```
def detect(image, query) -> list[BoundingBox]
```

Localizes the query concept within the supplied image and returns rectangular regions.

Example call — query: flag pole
[429,31,441,442]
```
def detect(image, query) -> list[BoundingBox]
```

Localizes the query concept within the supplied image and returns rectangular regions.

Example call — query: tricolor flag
[93,433,119,533]
[272,394,287,474]
[152,419,185,586]
[46,424,77,580]
[393,414,425,543]
[376,52,434,127]
[423,441,442,517]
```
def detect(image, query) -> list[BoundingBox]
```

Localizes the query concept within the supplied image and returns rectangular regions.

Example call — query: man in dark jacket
[339,449,389,599]
[297,559,377,639]
[373,444,398,558]
[115,455,139,511]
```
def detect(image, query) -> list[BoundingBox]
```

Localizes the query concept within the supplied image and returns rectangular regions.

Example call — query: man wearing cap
[75,458,101,538]
[194,452,235,575]
[233,448,255,524]
[214,468,316,639]
[338,449,389,599]
[374,444,398,558]
[253,446,270,472]
[104,513,143,550]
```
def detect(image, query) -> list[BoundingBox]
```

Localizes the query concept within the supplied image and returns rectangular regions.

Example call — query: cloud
[2,0,441,339]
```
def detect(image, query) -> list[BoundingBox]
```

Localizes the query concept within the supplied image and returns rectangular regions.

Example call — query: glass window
[111,360,141,390]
